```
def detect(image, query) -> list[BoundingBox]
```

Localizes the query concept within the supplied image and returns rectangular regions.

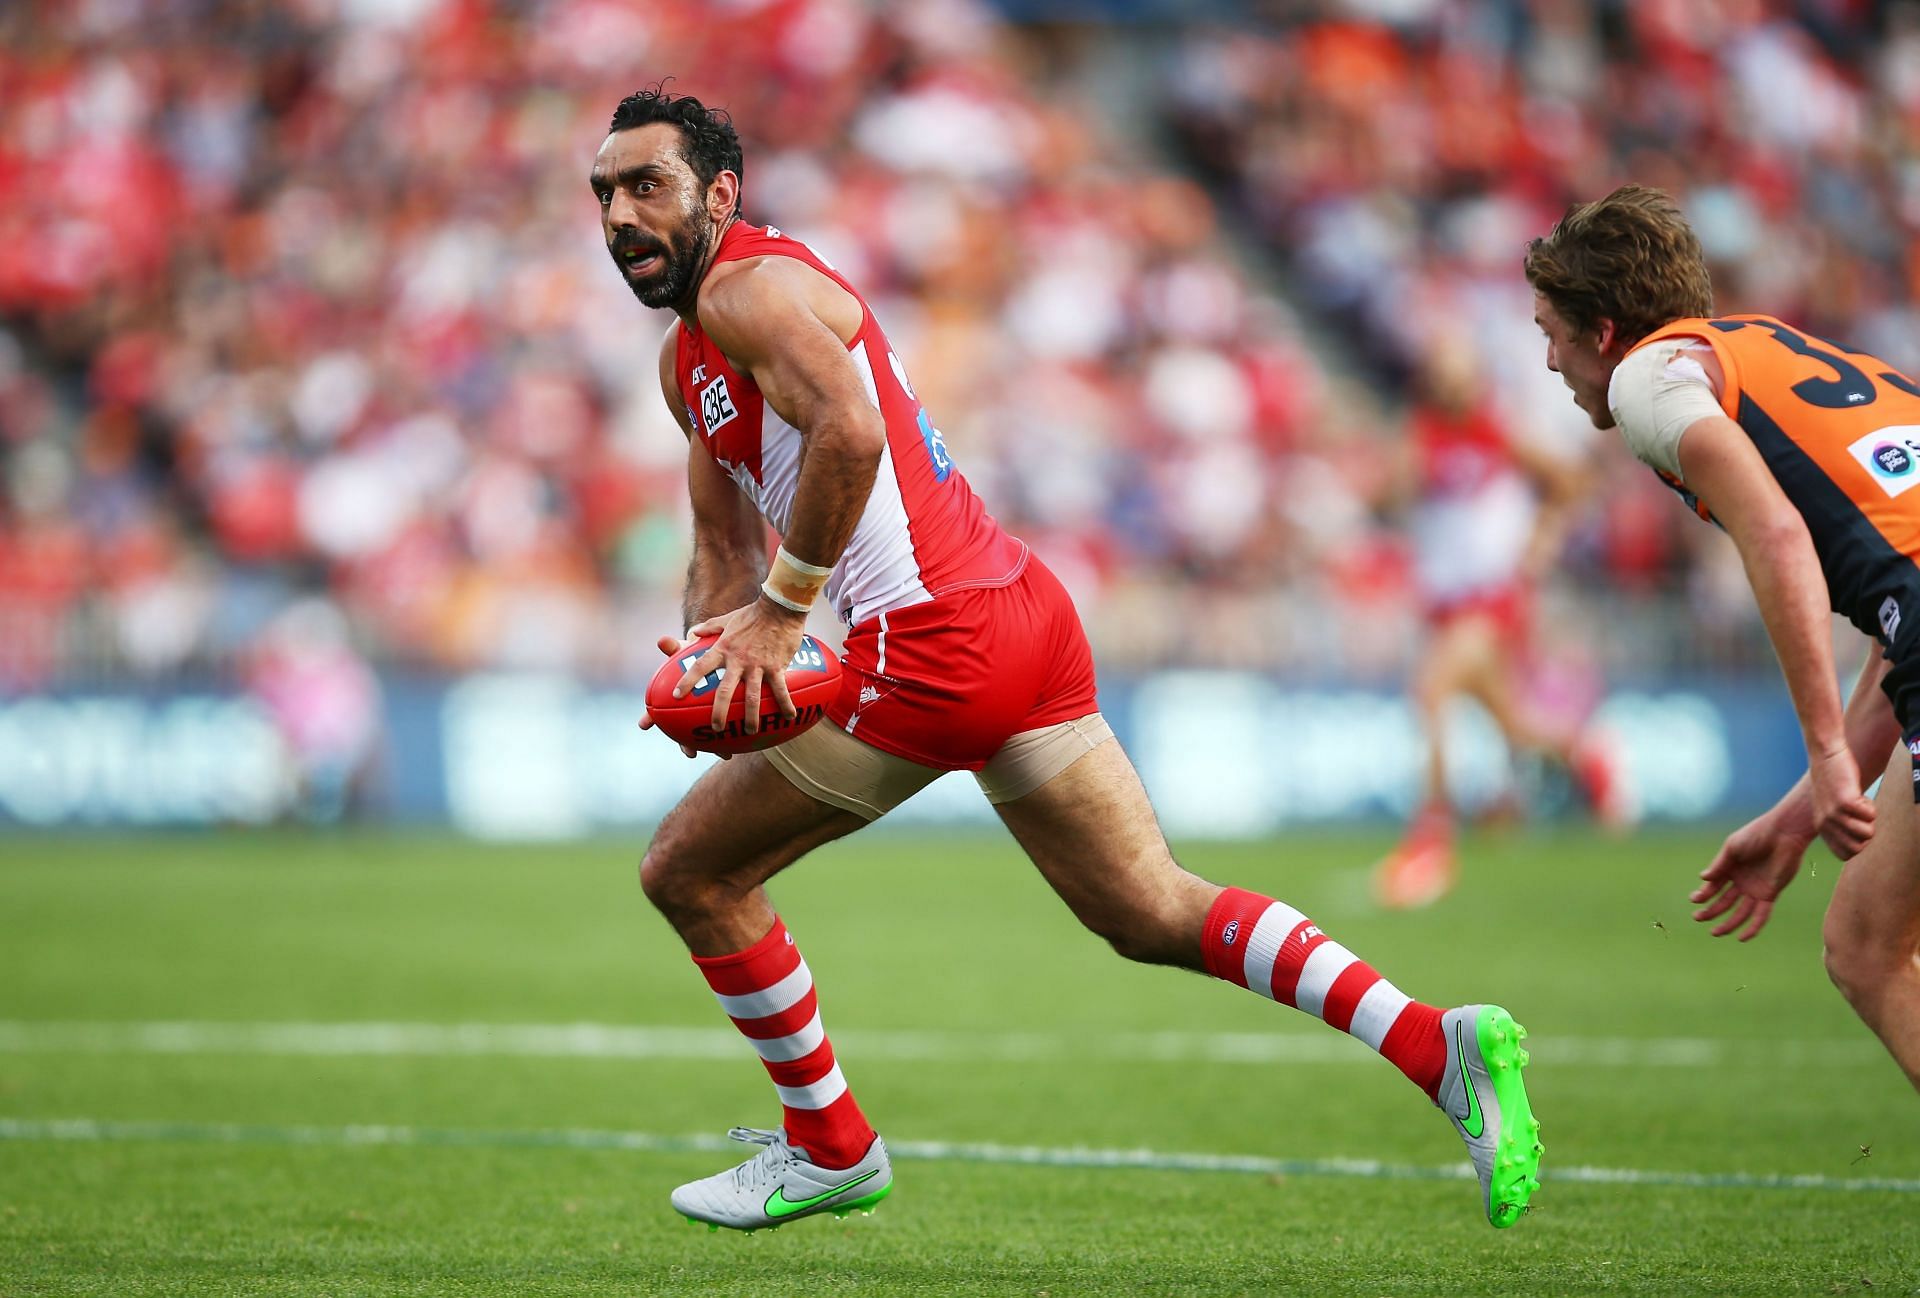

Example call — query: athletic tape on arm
[762,545,833,612]
[1608,342,1726,480]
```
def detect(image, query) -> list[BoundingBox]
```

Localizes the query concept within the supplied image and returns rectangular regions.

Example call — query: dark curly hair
[609,85,743,215]
[1524,185,1715,346]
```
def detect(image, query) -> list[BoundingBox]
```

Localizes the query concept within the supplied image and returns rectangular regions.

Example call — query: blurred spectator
[0,0,1341,682]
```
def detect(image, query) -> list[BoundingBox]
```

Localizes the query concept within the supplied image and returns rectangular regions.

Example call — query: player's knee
[1821,911,1911,1007]
[1078,875,1204,966]
[1823,939,1881,1010]
[1095,921,1180,966]
[639,820,709,919]
[636,843,678,912]
[1086,912,1166,964]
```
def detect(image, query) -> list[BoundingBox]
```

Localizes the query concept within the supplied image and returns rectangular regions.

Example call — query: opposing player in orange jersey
[1372,339,1632,910]
[1527,185,1920,1090]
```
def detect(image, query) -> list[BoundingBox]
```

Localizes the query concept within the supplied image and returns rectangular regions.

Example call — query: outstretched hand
[1690,813,1810,941]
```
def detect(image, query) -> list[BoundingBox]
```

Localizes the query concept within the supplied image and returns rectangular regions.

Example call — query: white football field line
[0,1117,1914,1196]
[0,1019,1885,1068]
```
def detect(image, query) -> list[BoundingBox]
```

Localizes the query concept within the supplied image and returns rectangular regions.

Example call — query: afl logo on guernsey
[1848,426,1920,497]
[886,350,954,483]
[1221,919,1240,947]
[700,375,738,436]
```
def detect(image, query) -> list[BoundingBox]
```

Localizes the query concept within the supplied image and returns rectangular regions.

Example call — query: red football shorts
[825,554,1099,772]
[1425,582,1532,640]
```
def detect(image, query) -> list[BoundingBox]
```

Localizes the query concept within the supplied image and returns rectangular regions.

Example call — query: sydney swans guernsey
[671,223,1028,629]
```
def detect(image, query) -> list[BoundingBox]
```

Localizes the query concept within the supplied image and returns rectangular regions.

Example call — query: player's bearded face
[612,192,712,310]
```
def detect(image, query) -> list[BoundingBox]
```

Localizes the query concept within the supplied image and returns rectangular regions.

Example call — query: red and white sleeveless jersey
[672,223,1028,626]
[1408,403,1535,603]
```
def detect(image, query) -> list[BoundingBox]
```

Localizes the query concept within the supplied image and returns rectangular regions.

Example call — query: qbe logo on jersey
[700,375,738,436]
[1848,426,1920,497]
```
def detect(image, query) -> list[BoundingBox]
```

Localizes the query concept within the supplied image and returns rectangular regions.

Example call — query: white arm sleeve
[1606,341,1727,479]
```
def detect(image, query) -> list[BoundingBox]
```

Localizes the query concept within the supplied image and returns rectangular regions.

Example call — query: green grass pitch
[2,825,1917,1296]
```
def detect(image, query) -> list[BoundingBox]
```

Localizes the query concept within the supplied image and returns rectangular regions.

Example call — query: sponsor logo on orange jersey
[1845,426,1920,497]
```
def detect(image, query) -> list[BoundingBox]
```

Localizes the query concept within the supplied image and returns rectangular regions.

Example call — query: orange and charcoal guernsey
[1632,315,1920,651]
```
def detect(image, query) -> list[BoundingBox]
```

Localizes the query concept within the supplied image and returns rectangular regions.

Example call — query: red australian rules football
[645,633,841,756]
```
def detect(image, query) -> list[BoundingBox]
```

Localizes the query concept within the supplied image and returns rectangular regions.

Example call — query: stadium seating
[2,0,1913,691]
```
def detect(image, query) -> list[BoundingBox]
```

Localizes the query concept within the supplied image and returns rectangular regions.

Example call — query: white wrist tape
[759,580,811,613]
[775,545,834,578]
[761,545,832,613]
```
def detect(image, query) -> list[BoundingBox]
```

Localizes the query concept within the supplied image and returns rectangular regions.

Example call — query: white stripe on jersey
[752,407,805,534]
[738,365,931,626]
[810,343,930,625]
[850,338,882,409]
[1411,474,1534,602]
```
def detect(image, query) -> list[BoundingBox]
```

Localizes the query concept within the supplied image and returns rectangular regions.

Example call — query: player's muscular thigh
[995,741,1218,968]
[1824,745,1920,972]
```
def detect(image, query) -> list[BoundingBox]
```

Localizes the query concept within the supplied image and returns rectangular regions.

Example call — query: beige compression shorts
[763,713,1114,821]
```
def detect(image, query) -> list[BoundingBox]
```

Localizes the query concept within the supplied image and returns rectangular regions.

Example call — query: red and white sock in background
[1202,886,1448,1100]
[692,917,876,1169]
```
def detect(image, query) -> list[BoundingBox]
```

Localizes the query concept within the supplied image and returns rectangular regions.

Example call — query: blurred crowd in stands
[3,0,1916,699]
[1164,0,1920,666]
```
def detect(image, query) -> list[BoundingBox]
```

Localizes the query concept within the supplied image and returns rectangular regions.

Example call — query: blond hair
[1523,185,1714,345]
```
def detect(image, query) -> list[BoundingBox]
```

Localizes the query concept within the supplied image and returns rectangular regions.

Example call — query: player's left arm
[672,259,885,732]
[1677,414,1875,861]
[1507,430,1590,579]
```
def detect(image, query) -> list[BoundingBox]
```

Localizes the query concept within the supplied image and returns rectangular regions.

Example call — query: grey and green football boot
[1438,1004,1543,1228]
[672,1127,892,1232]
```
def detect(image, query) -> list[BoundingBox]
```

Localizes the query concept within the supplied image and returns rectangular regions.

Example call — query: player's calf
[1204,887,1450,1093]
[1204,890,1545,1227]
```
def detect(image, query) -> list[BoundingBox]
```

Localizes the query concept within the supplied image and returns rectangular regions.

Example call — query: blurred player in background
[600,86,1545,1232]
[1372,338,1632,909]
[1528,185,1920,1091]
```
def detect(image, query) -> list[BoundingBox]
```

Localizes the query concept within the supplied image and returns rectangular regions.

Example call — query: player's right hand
[638,636,729,760]
[1808,745,1873,860]
[679,598,806,737]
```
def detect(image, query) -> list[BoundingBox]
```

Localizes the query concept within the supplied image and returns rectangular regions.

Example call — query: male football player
[1527,184,1919,1089]
[1373,338,1631,909]
[599,85,1546,1231]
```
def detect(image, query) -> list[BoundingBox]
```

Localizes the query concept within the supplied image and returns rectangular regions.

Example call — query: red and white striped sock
[691,917,875,1170]
[1202,886,1448,1100]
